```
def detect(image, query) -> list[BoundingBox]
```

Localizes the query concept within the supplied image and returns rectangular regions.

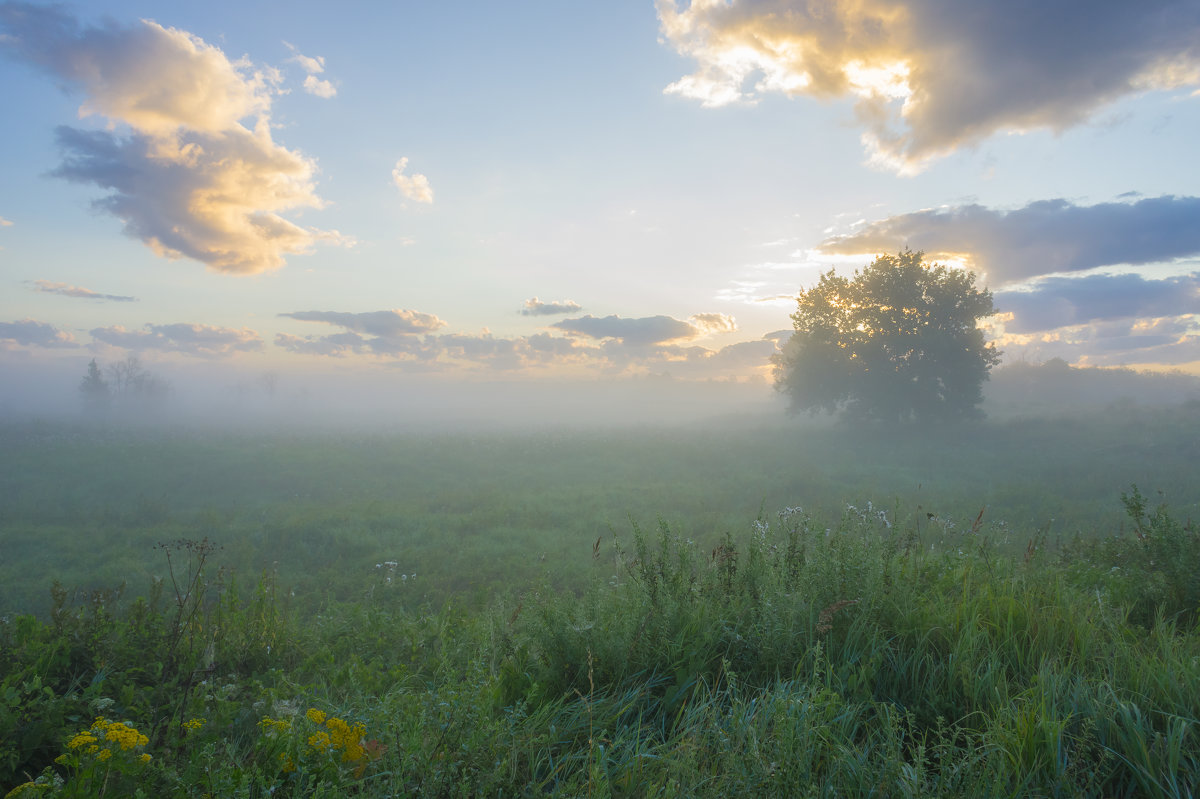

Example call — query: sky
[2,0,1199,408]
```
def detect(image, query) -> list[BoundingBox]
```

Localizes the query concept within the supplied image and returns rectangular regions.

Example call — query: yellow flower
[258,716,290,736]
[96,748,113,761]
[67,732,98,750]
[184,718,206,731]
[140,753,152,763]
[306,708,326,725]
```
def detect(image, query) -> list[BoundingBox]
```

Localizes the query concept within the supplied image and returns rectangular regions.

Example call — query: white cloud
[283,42,338,98]
[657,0,1200,171]
[0,5,343,273]
[392,157,434,204]
[303,74,337,98]
[0,216,12,226]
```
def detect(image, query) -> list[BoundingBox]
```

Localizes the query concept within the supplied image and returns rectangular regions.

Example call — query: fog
[0,357,788,431]
[3,356,1199,432]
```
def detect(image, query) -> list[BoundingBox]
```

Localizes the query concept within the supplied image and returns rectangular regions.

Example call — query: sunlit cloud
[392,157,434,204]
[30,280,136,302]
[689,312,738,334]
[521,297,583,316]
[0,4,344,273]
[817,196,1200,286]
[658,0,1200,171]
[89,323,263,357]
[0,319,77,348]
[0,216,12,226]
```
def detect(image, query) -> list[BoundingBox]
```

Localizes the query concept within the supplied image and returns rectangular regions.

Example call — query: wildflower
[306,708,326,725]
[183,718,206,731]
[259,716,291,736]
[67,732,98,750]
[139,753,152,764]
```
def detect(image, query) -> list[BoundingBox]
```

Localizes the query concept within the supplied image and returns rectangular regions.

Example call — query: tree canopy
[773,251,1001,423]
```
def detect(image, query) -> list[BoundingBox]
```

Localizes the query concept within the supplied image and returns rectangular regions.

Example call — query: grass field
[2,405,1199,796]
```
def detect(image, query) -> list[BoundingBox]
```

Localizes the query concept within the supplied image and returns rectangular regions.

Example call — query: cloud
[284,41,337,98]
[0,216,12,226]
[817,196,1200,285]
[657,0,1200,170]
[392,157,434,204]
[303,74,337,98]
[274,306,785,378]
[280,309,447,337]
[438,333,525,370]
[551,314,702,346]
[0,4,342,273]
[999,318,1200,368]
[30,280,136,302]
[521,297,583,316]
[689,312,738,334]
[0,318,77,348]
[275,331,370,357]
[90,323,262,357]
[997,272,1200,334]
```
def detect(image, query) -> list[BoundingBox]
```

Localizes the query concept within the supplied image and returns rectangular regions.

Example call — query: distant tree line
[79,355,170,414]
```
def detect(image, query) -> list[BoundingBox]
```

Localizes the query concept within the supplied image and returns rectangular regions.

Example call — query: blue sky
[2,0,1199,391]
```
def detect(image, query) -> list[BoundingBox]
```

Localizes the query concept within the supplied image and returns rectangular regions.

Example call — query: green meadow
[2,402,1199,796]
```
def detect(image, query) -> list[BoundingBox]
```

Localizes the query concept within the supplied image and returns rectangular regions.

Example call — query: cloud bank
[817,196,1200,286]
[996,272,1200,334]
[658,0,1200,170]
[276,307,779,378]
[0,3,342,273]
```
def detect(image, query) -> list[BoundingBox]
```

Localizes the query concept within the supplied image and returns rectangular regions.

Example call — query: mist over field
[4,355,1200,431]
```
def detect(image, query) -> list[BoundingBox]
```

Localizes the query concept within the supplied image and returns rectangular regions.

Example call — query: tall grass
[4,486,1197,797]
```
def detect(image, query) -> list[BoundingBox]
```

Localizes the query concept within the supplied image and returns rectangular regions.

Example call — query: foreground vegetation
[2,409,1198,795]
[3,483,1198,796]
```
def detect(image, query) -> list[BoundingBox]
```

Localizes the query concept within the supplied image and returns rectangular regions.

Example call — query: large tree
[773,251,1001,423]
